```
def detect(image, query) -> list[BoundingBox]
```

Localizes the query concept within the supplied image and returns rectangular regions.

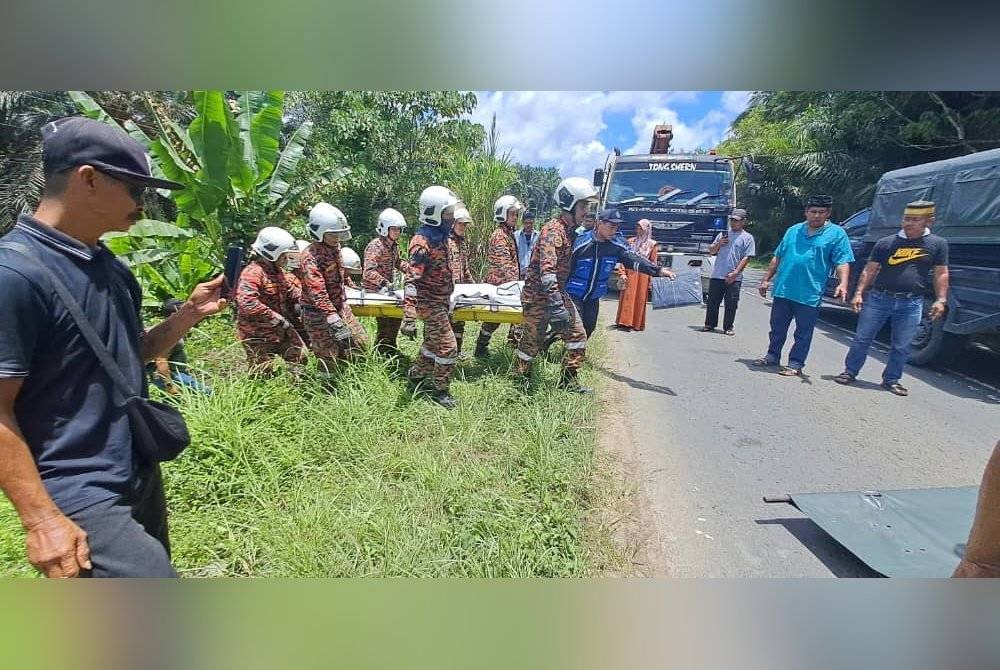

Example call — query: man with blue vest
[566,208,676,336]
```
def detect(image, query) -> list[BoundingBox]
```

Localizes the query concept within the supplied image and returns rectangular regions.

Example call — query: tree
[510,163,561,217]
[721,91,1000,253]
[0,91,75,231]
[292,91,483,250]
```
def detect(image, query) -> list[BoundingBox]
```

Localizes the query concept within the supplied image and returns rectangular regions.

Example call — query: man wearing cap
[516,211,540,281]
[565,208,676,337]
[0,117,227,577]
[703,208,756,335]
[834,200,949,396]
[754,195,854,376]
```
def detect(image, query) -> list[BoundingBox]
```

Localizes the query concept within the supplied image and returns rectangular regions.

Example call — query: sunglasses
[102,171,148,203]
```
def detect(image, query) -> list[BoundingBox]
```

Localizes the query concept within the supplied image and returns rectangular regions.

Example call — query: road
[600,269,1000,577]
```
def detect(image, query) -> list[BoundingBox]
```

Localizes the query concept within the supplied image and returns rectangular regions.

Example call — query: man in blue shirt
[754,195,854,376]
[0,117,227,577]
[515,210,539,280]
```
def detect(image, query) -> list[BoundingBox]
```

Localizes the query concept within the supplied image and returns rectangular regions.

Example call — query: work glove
[269,315,293,331]
[400,316,418,339]
[547,302,571,334]
[326,314,352,344]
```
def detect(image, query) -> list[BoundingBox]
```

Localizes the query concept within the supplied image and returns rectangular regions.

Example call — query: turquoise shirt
[772,222,854,307]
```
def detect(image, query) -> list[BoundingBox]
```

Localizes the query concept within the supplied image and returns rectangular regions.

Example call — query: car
[822,207,871,306]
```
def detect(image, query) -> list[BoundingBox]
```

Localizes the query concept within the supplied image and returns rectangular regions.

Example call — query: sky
[468,91,752,178]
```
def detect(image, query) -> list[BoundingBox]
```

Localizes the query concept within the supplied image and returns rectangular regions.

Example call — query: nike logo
[887,248,929,266]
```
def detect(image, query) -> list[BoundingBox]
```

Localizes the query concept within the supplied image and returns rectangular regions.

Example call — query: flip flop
[724,329,735,336]
[778,366,802,377]
[883,382,909,396]
[751,357,775,366]
[833,372,856,385]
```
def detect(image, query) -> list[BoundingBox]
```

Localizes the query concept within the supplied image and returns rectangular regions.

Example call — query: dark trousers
[765,296,820,371]
[572,297,600,338]
[704,278,742,330]
[72,464,177,578]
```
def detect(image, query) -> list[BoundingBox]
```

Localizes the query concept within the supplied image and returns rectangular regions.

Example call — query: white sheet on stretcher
[345,281,523,312]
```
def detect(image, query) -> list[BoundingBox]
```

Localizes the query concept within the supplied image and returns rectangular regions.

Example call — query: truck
[593,125,759,297]
[823,148,1000,366]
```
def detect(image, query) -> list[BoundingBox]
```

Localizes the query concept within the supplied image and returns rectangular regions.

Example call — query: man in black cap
[564,208,676,337]
[0,116,227,577]
[754,194,854,376]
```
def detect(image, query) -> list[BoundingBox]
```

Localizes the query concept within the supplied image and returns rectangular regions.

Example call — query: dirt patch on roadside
[586,324,671,576]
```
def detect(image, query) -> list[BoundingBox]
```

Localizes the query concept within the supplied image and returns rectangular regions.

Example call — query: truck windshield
[607,166,732,206]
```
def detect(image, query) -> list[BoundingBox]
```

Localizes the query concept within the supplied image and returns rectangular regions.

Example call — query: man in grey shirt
[702,208,755,335]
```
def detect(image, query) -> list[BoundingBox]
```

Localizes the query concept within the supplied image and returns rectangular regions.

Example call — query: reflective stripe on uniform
[419,347,436,360]
[565,341,587,350]
[516,349,534,362]
[434,354,458,365]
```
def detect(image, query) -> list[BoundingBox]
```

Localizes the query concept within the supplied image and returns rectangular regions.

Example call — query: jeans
[705,278,742,330]
[766,296,820,370]
[843,290,923,384]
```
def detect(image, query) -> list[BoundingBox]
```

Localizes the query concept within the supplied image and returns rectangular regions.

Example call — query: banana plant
[70,90,348,249]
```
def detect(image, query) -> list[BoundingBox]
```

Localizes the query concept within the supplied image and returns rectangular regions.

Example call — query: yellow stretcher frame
[348,301,523,324]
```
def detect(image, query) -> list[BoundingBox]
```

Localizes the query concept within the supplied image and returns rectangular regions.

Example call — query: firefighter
[401,186,462,409]
[362,207,410,354]
[514,177,598,392]
[448,205,474,354]
[299,202,368,366]
[474,194,524,357]
[235,226,308,370]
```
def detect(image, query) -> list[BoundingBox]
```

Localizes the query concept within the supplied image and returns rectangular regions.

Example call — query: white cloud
[721,90,752,115]
[469,91,749,179]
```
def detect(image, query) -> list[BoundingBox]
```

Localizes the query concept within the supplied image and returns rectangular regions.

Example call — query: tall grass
[0,317,623,577]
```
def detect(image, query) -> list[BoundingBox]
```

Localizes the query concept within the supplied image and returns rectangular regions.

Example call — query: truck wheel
[908,300,966,367]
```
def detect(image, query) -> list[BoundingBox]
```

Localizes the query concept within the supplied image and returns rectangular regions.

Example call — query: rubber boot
[474,335,490,358]
[558,369,593,394]
[432,390,457,409]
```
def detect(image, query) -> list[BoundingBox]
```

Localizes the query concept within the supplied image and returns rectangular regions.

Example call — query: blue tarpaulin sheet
[651,271,702,309]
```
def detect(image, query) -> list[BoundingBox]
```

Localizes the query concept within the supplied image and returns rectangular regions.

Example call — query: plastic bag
[651,270,702,309]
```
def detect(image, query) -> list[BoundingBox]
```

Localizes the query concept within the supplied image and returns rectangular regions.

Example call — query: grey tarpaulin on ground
[651,270,702,309]
[784,486,978,577]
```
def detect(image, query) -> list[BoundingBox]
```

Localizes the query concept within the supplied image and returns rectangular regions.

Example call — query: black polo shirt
[0,214,146,515]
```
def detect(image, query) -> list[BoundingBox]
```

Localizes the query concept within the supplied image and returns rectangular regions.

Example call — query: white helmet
[340,247,361,272]
[250,226,296,262]
[554,177,599,212]
[453,206,473,224]
[308,202,351,241]
[417,185,460,226]
[493,194,523,223]
[376,207,407,237]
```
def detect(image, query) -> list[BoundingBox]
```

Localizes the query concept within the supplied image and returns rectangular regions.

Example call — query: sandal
[833,372,856,385]
[724,329,735,336]
[882,382,909,396]
[752,357,775,366]
[778,366,802,377]
[701,326,715,332]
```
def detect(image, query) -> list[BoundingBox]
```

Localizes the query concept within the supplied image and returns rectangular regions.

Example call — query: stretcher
[346,282,524,324]
[763,486,978,577]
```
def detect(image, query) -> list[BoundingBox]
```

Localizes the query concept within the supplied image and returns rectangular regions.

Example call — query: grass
[0,315,626,577]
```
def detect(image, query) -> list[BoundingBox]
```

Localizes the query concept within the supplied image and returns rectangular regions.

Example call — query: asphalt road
[601,269,1000,577]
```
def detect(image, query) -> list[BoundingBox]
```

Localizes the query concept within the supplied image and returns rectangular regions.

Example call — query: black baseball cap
[598,207,625,224]
[522,210,536,221]
[41,116,185,190]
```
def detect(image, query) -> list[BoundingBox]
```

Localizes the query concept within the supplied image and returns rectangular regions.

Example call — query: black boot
[474,336,490,358]
[431,390,457,409]
[558,369,593,394]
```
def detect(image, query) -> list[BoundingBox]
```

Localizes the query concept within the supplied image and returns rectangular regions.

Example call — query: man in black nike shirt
[834,200,949,396]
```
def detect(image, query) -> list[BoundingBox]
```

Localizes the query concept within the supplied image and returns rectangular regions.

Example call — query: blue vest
[565,231,628,302]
